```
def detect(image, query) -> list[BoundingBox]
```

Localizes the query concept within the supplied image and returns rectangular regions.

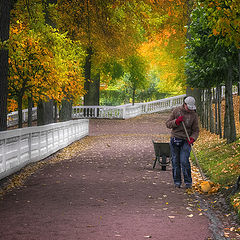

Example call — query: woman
[165,96,199,188]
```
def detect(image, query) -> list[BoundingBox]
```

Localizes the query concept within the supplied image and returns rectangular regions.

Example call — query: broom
[182,121,212,192]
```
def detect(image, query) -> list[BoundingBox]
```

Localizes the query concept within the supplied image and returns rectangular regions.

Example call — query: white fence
[72,95,186,119]
[1,87,238,181]
[0,119,89,180]
[1,95,185,181]
[7,107,38,127]
[7,95,185,126]
[6,85,239,126]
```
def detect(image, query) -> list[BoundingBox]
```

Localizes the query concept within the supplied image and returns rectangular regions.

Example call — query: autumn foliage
[8,0,86,113]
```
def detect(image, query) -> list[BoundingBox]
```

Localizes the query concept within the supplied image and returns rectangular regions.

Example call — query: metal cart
[152,140,171,171]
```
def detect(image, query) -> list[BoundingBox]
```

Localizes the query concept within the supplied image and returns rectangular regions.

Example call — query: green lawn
[194,129,240,217]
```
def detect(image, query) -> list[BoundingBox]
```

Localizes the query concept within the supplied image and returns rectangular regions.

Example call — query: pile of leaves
[232,193,240,216]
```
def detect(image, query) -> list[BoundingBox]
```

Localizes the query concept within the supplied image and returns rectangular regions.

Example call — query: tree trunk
[223,82,230,140]
[186,87,201,113]
[214,88,218,134]
[17,96,23,128]
[37,100,44,126]
[204,90,209,130]
[209,89,214,133]
[84,47,93,106]
[217,85,222,138]
[42,0,57,27]
[227,66,236,143]
[185,0,194,41]
[200,90,204,127]
[59,99,72,122]
[132,88,136,106]
[0,0,11,131]
[93,72,100,106]
[28,94,33,127]
[44,100,54,124]
[202,90,205,128]
[223,66,236,143]
[37,99,54,126]
[38,0,56,125]
[86,72,100,106]
[54,100,58,123]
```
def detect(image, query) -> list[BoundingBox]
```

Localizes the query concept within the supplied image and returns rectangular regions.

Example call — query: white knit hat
[184,96,196,110]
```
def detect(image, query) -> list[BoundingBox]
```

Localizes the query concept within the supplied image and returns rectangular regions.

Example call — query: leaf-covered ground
[193,95,240,238]
[0,111,239,239]
[0,113,213,240]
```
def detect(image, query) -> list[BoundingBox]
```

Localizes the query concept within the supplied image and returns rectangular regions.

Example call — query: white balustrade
[123,104,142,119]
[6,85,239,126]
[0,90,227,181]
[7,107,38,127]
[140,95,185,114]
[71,95,186,120]
[6,95,186,127]
[0,119,89,180]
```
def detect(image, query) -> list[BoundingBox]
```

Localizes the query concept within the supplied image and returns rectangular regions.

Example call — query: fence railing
[72,95,186,119]
[0,119,89,180]
[71,86,238,120]
[7,107,38,127]
[7,95,186,126]
[6,85,239,127]
[1,87,238,181]
[1,95,186,180]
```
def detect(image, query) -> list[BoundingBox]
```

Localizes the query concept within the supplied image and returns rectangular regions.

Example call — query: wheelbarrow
[152,140,171,171]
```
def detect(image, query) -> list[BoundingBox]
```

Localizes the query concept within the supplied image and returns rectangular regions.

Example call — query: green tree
[124,54,149,105]
[199,0,240,124]
[55,0,169,106]
[8,0,85,127]
[186,4,238,143]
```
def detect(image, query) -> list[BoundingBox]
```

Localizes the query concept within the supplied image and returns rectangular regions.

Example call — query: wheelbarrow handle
[182,121,205,180]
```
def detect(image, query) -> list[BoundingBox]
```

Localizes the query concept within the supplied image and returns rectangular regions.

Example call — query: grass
[195,131,240,186]
[194,125,240,217]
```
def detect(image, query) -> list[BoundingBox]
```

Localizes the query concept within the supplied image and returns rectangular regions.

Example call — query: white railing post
[28,132,32,160]
[122,106,126,119]
[17,135,21,165]
[1,139,6,173]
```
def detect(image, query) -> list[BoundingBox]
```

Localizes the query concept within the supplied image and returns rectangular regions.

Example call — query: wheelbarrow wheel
[161,155,167,171]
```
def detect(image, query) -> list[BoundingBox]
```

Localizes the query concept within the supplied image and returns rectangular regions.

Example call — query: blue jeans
[170,138,192,186]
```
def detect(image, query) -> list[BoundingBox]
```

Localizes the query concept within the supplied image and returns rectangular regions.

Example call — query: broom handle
[182,121,205,180]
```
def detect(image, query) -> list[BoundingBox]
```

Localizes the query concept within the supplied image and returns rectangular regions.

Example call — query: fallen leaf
[186,207,193,212]
[87,225,95,228]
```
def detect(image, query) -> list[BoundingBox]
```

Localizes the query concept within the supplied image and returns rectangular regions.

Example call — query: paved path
[0,113,213,240]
